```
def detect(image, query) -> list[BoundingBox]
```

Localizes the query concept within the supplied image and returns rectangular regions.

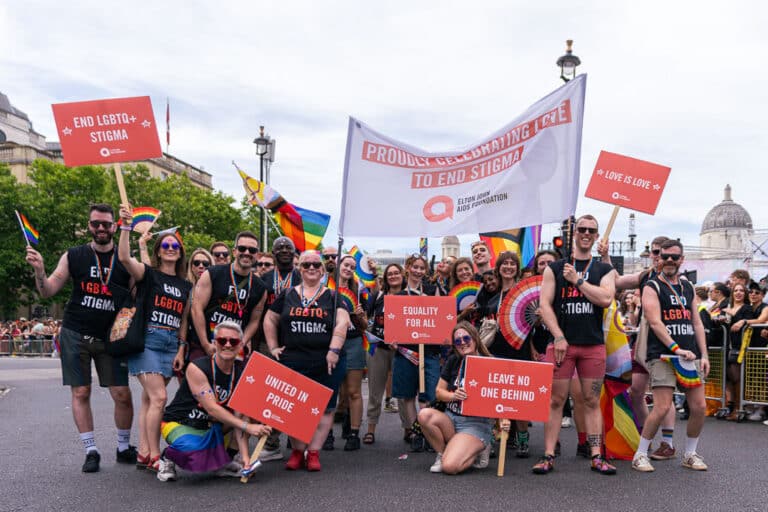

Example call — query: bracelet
[241,420,248,432]
[668,341,680,353]
[553,335,566,343]
[328,347,341,355]
[178,340,188,346]
[119,225,133,231]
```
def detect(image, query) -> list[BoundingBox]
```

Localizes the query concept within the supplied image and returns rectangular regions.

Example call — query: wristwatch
[576,278,585,287]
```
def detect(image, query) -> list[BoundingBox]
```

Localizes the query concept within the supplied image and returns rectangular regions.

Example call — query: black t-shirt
[395,286,441,356]
[440,353,466,415]
[163,356,245,429]
[270,287,340,363]
[143,266,192,329]
[367,291,393,352]
[728,304,754,353]
[63,244,132,338]
[189,264,266,346]
[484,290,531,360]
[339,281,364,339]
[645,277,699,361]
[751,303,768,348]
[550,258,613,346]
[262,268,302,308]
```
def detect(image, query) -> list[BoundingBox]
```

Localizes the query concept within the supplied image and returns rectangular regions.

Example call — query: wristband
[328,347,341,355]
[668,341,680,353]
[241,420,248,432]
[178,340,188,346]
[553,336,566,343]
[119,225,133,231]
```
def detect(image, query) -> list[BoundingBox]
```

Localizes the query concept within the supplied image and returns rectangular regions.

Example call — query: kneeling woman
[418,322,508,474]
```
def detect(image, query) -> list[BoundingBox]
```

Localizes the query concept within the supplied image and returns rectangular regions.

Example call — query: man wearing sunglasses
[633,239,709,472]
[254,253,275,278]
[25,203,136,473]
[322,247,338,275]
[210,242,231,265]
[191,231,266,362]
[534,214,617,476]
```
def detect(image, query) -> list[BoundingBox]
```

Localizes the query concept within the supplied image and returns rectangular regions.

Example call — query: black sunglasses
[212,251,229,258]
[161,242,180,250]
[191,260,210,267]
[651,249,661,256]
[301,261,323,269]
[660,253,681,261]
[214,336,241,347]
[322,254,338,260]
[89,220,113,229]
[236,245,259,254]
[576,227,598,234]
[453,335,473,346]
[256,261,274,268]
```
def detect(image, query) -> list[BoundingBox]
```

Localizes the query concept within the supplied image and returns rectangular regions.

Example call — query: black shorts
[59,326,129,387]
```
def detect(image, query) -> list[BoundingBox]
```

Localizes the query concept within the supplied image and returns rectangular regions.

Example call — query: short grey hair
[212,321,243,340]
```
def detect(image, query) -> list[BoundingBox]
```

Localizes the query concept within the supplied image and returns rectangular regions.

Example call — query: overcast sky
[2,1,766,259]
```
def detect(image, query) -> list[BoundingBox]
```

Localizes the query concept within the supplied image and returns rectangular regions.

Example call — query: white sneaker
[764,419,768,427]
[430,453,443,473]
[681,452,708,471]
[215,459,243,478]
[631,453,655,472]
[747,411,765,422]
[561,416,573,428]
[258,447,284,462]
[472,443,491,469]
[156,458,177,482]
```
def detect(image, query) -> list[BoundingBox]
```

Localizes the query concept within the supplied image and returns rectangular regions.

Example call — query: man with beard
[25,204,136,473]
[632,239,709,472]
[191,231,266,358]
[322,246,338,279]
[470,241,492,278]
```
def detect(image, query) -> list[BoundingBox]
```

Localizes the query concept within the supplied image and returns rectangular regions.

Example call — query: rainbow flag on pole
[479,225,541,268]
[349,245,377,288]
[15,210,39,245]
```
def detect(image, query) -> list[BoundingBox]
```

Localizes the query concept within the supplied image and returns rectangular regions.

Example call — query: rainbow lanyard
[300,284,324,308]
[91,245,115,294]
[658,274,686,314]
[274,269,294,292]
[210,355,235,405]
[229,265,252,319]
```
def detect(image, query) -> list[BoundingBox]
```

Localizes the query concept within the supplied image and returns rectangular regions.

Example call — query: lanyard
[91,245,115,294]
[210,355,235,405]
[229,265,252,318]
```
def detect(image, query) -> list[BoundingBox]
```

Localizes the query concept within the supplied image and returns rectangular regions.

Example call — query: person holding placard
[631,240,709,472]
[117,205,192,472]
[25,204,135,473]
[263,250,351,471]
[418,322,509,474]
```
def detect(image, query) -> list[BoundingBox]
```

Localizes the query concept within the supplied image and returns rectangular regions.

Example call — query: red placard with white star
[51,96,162,167]
[459,356,553,422]
[584,150,671,215]
[383,295,455,345]
[228,352,333,444]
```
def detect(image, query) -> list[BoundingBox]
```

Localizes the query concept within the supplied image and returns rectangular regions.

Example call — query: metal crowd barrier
[737,323,768,420]
[705,325,728,415]
[0,334,57,357]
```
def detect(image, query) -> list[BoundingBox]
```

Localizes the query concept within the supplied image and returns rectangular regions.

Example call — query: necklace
[210,355,235,405]
[91,244,115,294]
[274,269,294,292]
[229,264,252,318]
[300,283,324,308]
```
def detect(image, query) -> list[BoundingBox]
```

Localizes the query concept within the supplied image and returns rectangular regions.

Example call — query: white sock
[80,431,98,454]
[117,429,131,451]
[636,436,652,457]
[684,436,699,456]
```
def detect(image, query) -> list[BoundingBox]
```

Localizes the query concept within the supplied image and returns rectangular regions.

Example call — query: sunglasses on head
[212,251,229,258]
[576,227,598,234]
[214,336,241,347]
[256,261,274,268]
[191,259,210,267]
[453,334,473,347]
[236,245,259,254]
[89,220,113,229]
[301,261,323,269]
[161,242,180,250]
[660,253,681,261]
[322,254,338,260]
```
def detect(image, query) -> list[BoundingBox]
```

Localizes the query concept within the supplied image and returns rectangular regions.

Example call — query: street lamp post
[253,126,276,251]
[556,39,581,83]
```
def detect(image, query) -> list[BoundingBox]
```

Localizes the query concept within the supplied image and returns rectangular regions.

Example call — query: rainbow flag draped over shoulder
[599,300,639,460]
[349,245,376,288]
[15,210,39,245]
[479,225,541,268]
[238,167,330,252]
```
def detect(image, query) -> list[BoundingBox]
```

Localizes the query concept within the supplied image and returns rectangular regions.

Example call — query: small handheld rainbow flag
[361,330,381,357]
[349,245,377,288]
[449,281,482,311]
[131,206,161,234]
[660,355,702,388]
[338,287,358,312]
[397,346,420,365]
[325,275,336,291]
[15,210,39,245]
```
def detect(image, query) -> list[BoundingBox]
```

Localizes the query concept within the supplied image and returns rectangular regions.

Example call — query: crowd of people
[18,203,768,483]
[0,318,60,355]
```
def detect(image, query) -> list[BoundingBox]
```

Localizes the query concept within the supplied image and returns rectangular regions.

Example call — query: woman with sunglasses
[118,205,192,473]
[363,263,404,445]
[393,254,441,452]
[178,248,214,367]
[159,321,272,481]
[264,250,351,471]
[418,322,509,474]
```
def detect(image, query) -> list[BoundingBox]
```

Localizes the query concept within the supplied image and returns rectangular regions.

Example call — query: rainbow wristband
[668,341,680,353]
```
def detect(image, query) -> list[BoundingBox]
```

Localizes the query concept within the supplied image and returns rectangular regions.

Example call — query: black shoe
[322,431,335,451]
[576,442,590,458]
[341,413,351,440]
[410,433,425,452]
[82,451,101,473]
[116,445,138,464]
[343,434,361,451]
[516,442,530,458]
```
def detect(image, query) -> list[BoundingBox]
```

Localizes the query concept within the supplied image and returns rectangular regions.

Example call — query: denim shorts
[392,352,440,403]
[446,410,495,446]
[281,354,347,413]
[344,336,367,370]
[127,326,179,378]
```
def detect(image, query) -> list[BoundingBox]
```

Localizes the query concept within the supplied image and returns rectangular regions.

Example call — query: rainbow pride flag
[161,421,231,472]
[349,245,376,288]
[661,355,702,388]
[15,210,39,245]
[361,330,381,357]
[479,225,541,268]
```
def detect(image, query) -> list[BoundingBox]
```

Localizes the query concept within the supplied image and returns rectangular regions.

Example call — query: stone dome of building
[700,184,753,235]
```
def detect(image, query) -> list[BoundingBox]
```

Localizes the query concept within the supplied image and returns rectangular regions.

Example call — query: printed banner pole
[114,163,129,207]
[240,434,268,483]
[603,205,621,240]
[14,210,30,247]
[419,344,425,393]
[497,429,509,477]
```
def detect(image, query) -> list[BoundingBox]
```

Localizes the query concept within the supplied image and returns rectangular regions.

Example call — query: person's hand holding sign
[453,387,467,401]
[119,203,133,226]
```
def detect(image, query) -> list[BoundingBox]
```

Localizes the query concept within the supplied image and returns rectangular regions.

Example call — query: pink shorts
[545,343,606,380]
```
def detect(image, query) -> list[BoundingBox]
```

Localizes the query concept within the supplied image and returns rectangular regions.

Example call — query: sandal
[362,432,375,445]
[590,454,617,475]
[532,455,555,475]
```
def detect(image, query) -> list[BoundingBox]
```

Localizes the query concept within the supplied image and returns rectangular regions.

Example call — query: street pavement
[1,357,766,512]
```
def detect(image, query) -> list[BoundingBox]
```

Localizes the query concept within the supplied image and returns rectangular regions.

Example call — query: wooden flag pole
[602,205,621,241]
[496,429,509,477]
[114,163,129,207]
[240,434,268,483]
[418,344,425,393]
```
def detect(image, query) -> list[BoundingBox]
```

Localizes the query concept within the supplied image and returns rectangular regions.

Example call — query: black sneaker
[410,433,425,452]
[322,431,335,451]
[82,451,101,473]
[116,445,138,464]
[516,442,530,458]
[343,434,361,451]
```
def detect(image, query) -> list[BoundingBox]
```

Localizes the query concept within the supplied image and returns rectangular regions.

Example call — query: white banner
[339,75,586,237]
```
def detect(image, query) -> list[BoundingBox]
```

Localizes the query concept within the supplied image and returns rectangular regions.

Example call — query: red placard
[51,96,162,167]
[460,356,553,422]
[228,353,333,444]
[584,150,671,215]
[383,295,455,345]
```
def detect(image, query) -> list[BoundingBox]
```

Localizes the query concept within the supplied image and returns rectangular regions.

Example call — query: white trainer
[430,453,443,473]
[258,447,284,462]
[472,443,491,469]
[681,452,708,471]
[156,458,177,482]
[631,453,655,472]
